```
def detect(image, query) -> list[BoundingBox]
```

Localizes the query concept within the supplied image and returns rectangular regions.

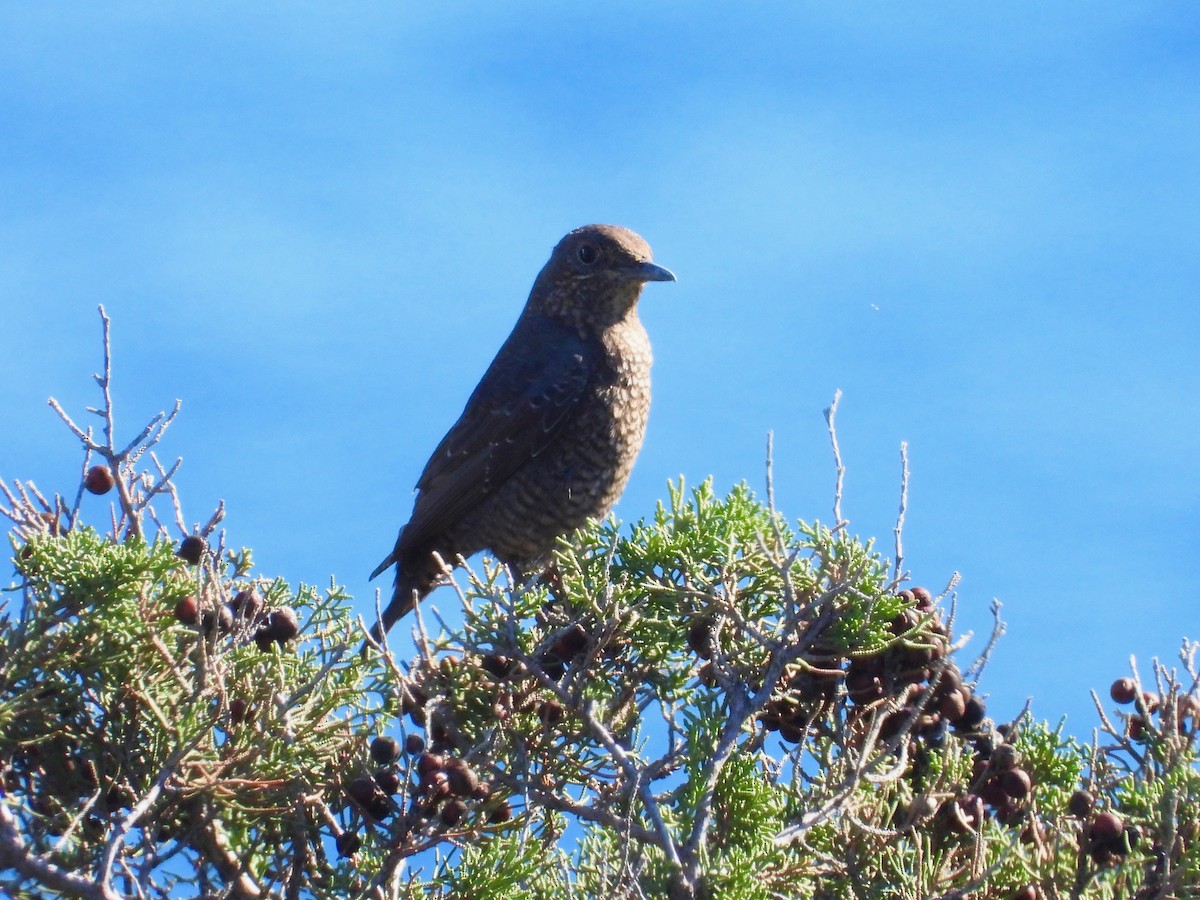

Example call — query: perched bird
[367,224,674,644]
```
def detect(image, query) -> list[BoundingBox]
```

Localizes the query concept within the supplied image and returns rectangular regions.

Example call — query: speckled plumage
[368,225,674,642]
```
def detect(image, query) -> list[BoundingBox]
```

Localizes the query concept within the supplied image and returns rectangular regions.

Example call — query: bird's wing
[394,316,596,558]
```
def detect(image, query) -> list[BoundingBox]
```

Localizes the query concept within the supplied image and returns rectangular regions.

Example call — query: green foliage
[1,525,388,897]
[2,322,1197,899]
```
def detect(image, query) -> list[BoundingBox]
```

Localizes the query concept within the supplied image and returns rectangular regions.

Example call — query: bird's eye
[577,244,598,265]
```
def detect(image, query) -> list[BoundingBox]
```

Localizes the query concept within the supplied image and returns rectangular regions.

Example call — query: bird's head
[529,224,675,329]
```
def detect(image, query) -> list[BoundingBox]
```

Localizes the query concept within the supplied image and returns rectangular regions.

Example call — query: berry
[1109,678,1137,705]
[177,535,206,565]
[989,743,1019,772]
[1001,768,1032,800]
[374,768,401,795]
[444,759,479,797]
[481,654,514,678]
[231,589,264,624]
[259,607,300,644]
[84,465,115,495]
[174,596,200,626]
[335,831,361,857]
[440,799,467,827]
[416,754,444,778]
[370,736,401,766]
[550,623,589,660]
[687,618,715,659]
[200,603,234,636]
[956,694,987,730]
[228,698,250,725]
[488,799,513,823]
[405,734,425,755]
[346,776,378,807]
[1090,811,1124,844]
[1068,789,1094,818]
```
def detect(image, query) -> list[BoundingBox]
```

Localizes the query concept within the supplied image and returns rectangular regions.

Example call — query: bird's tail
[361,568,421,656]
[368,551,395,582]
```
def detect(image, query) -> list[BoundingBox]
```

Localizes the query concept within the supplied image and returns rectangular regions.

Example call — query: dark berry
[200,603,234,636]
[416,753,444,778]
[370,735,401,765]
[1110,678,1137,704]
[687,618,715,659]
[979,776,1008,808]
[956,694,987,729]
[405,733,425,755]
[488,799,513,823]
[84,465,115,495]
[444,759,479,797]
[1068,789,1094,818]
[177,535,206,565]
[260,607,300,644]
[1001,768,1032,799]
[231,589,264,623]
[1090,811,1124,844]
[228,698,250,725]
[374,768,401,795]
[550,623,589,660]
[440,799,467,827]
[174,596,199,626]
[335,831,361,857]
[346,776,378,807]
[481,654,514,678]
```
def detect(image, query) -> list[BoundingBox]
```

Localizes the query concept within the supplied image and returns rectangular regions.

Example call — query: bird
[367,224,675,645]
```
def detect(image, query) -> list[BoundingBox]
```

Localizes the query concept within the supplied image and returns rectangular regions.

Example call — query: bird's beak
[627,261,677,283]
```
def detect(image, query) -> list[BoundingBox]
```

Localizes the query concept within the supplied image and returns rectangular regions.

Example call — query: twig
[823,390,846,528]
[893,441,909,582]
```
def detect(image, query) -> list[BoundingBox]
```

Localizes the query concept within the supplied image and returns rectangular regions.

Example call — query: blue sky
[2,3,1197,733]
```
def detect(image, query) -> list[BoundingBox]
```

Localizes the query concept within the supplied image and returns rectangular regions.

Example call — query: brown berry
[481,654,514,678]
[440,799,467,827]
[550,623,589,660]
[1067,789,1094,818]
[335,831,361,857]
[374,768,401,795]
[174,596,200,626]
[84,465,115,495]
[370,736,401,765]
[228,698,250,725]
[416,753,444,778]
[177,535,206,565]
[262,607,300,643]
[1090,811,1124,844]
[687,617,715,658]
[1001,768,1032,799]
[346,776,378,807]
[989,742,1019,772]
[231,589,264,623]
[405,733,425,755]
[955,694,987,729]
[911,586,933,608]
[488,799,512,823]
[444,759,479,797]
[1110,678,1137,704]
